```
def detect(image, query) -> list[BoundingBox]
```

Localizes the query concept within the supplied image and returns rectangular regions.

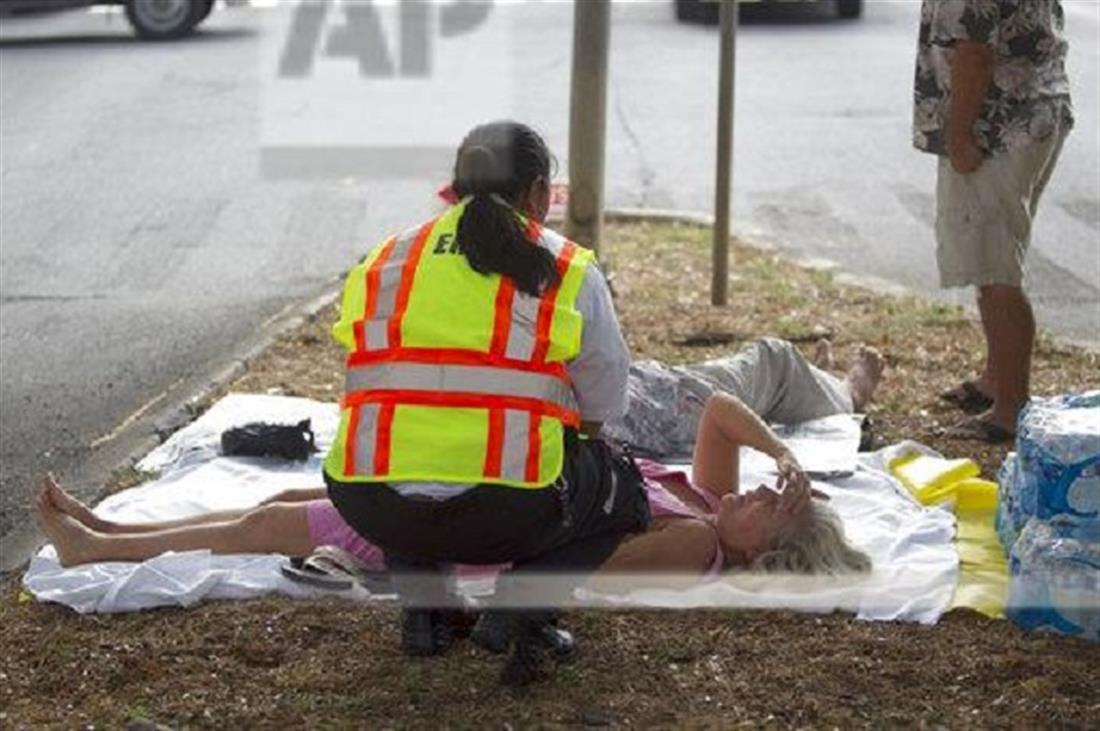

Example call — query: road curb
[0,277,345,576]
[153,282,345,438]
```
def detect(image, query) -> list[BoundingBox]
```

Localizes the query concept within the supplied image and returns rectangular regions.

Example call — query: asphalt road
[1,0,1097,564]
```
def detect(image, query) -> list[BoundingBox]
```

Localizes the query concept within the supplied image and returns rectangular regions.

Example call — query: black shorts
[327,436,651,571]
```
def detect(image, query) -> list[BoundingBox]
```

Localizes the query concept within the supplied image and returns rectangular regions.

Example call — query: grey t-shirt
[566,264,632,423]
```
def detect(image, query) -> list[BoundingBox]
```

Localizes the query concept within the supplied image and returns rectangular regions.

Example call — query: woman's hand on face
[775,451,813,515]
[775,450,807,489]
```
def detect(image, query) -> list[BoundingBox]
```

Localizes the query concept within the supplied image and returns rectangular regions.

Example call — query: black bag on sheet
[220,419,317,461]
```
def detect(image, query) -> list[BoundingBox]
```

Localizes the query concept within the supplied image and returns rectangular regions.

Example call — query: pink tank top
[637,460,726,574]
[637,459,721,519]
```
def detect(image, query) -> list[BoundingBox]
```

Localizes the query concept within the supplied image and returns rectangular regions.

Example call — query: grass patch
[104,465,159,495]
[5,220,1098,727]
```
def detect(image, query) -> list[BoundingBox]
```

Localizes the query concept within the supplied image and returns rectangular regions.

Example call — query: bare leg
[977,284,1033,432]
[845,346,884,412]
[813,338,835,370]
[40,474,114,533]
[975,299,998,397]
[35,489,315,567]
[43,473,296,534]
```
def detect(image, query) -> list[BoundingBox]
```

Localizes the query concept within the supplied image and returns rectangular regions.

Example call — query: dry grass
[4,220,1099,728]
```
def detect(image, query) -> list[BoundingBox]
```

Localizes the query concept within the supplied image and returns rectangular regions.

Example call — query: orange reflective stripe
[356,235,397,353]
[490,217,541,359]
[374,403,396,475]
[483,407,505,478]
[525,412,542,483]
[489,277,516,356]
[388,220,437,349]
[524,217,542,241]
[531,242,578,364]
[344,389,580,428]
[344,404,361,478]
[347,347,568,379]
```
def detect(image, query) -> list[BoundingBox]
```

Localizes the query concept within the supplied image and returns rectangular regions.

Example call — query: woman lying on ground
[34,339,878,577]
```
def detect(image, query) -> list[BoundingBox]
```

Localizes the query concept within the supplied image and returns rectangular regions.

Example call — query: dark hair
[451,121,560,297]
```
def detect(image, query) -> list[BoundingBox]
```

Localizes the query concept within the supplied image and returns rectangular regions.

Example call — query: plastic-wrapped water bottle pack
[997,391,1100,640]
[1006,517,1100,641]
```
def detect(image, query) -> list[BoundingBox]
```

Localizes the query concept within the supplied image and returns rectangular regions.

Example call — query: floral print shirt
[913,0,1073,156]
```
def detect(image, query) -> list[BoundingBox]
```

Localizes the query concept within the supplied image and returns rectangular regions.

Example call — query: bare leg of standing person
[978,284,1035,433]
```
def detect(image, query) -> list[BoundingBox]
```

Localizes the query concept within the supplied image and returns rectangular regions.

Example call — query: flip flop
[282,546,394,593]
[944,416,1015,445]
[280,557,354,590]
[939,381,994,415]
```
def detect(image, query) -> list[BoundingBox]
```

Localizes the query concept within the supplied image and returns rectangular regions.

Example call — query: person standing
[913,0,1073,442]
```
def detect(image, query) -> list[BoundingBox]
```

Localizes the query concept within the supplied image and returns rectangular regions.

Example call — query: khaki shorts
[934,129,1067,289]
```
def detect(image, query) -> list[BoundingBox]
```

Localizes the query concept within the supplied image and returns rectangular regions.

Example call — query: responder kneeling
[324,120,650,686]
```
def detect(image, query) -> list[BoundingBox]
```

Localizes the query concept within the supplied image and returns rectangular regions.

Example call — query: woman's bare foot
[41,473,114,533]
[812,338,835,370]
[34,489,105,567]
[847,346,884,412]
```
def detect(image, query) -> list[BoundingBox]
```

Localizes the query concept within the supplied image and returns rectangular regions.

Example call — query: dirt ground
[3,220,1098,728]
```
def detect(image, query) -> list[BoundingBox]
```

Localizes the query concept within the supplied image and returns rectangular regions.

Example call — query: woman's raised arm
[691,392,806,500]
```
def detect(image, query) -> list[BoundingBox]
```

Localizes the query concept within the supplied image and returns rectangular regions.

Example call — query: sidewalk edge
[0,278,344,576]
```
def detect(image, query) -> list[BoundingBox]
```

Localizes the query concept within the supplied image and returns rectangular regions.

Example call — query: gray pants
[685,337,852,424]
[605,338,852,460]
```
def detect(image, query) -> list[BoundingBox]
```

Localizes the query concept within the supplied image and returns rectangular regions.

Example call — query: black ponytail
[451,121,560,297]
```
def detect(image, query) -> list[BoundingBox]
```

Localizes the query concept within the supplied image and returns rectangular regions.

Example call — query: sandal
[281,545,393,593]
[944,416,1016,445]
[939,381,994,415]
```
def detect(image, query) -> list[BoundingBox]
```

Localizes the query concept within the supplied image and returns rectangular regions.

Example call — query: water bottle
[996,453,1020,551]
[1016,391,1100,521]
[1006,517,1100,641]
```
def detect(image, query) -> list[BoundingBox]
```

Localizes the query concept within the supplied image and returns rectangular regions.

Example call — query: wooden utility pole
[565,0,611,254]
[712,0,737,305]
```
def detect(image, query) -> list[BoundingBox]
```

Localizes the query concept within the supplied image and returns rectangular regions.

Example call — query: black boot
[499,630,546,687]
[434,606,478,641]
[470,610,511,654]
[536,621,577,663]
[473,610,577,662]
[400,608,454,657]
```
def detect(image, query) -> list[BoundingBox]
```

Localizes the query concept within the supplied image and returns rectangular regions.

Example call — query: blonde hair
[749,501,872,575]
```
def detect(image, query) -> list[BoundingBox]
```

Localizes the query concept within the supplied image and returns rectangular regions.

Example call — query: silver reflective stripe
[499,408,530,482]
[536,226,568,257]
[346,362,577,413]
[363,321,388,350]
[501,228,572,360]
[504,293,540,361]
[363,226,424,349]
[353,403,381,474]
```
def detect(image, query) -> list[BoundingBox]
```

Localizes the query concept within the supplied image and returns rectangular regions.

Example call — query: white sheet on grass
[24,395,958,622]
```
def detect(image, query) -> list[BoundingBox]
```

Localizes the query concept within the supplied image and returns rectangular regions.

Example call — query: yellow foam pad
[890,451,1008,618]
[888,453,981,505]
[951,499,1010,619]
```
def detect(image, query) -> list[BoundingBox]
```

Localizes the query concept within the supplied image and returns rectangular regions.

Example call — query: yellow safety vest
[324,201,594,489]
